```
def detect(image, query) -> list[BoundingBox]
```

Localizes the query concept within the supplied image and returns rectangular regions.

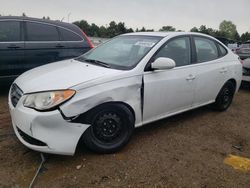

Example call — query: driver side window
[154,37,191,67]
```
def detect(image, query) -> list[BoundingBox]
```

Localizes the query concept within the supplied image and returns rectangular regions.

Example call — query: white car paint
[15,59,123,93]
[9,32,242,155]
[242,58,250,82]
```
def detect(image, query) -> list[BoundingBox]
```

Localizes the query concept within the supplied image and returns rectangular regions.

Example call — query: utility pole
[67,12,71,23]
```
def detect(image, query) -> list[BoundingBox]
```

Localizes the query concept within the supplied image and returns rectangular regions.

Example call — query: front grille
[10,84,23,107]
[243,67,250,76]
[17,127,47,146]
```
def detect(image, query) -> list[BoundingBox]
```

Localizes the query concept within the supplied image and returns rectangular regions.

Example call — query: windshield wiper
[83,58,111,68]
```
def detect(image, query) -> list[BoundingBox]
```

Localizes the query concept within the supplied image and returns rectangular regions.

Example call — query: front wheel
[212,81,235,111]
[83,104,134,153]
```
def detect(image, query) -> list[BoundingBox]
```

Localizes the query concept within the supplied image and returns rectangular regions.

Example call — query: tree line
[1,13,249,42]
[74,20,250,43]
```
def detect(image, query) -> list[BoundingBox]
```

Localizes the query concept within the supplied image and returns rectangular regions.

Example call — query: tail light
[238,57,244,64]
[81,30,94,49]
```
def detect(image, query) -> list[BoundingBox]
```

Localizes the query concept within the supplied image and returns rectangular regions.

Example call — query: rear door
[23,21,61,71]
[0,20,24,78]
[191,36,229,106]
[58,27,90,59]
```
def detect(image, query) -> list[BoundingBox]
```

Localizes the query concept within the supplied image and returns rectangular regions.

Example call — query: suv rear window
[0,21,21,42]
[26,22,59,41]
[59,28,83,41]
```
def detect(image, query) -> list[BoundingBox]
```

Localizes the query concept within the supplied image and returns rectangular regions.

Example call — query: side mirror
[151,57,176,70]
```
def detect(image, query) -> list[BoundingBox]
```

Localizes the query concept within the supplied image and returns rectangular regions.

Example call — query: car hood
[243,58,250,68]
[14,59,123,93]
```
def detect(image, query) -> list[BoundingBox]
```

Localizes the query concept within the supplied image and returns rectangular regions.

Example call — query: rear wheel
[83,104,134,153]
[212,81,235,111]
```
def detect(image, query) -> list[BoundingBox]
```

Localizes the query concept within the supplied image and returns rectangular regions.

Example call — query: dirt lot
[0,85,249,188]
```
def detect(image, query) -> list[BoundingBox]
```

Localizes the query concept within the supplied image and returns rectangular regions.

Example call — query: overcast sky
[0,0,249,34]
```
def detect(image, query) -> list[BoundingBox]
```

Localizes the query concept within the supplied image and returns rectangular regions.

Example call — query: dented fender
[60,75,143,127]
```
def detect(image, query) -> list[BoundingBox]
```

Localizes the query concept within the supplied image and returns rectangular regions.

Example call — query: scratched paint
[224,155,250,172]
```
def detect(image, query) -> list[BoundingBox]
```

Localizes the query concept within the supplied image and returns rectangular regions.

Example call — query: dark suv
[0,16,93,83]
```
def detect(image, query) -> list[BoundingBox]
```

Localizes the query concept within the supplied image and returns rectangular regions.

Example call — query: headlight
[23,90,75,111]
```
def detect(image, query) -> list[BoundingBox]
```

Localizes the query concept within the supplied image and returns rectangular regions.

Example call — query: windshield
[76,35,162,70]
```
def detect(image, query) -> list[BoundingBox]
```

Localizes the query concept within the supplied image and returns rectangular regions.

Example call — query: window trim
[23,20,84,43]
[24,21,60,42]
[144,35,193,71]
[216,42,228,58]
[0,18,85,43]
[191,35,228,64]
[58,27,84,42]
[0,20,23,42]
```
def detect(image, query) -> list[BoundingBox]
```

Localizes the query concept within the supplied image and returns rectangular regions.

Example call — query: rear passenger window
[218,43,227,56]
[154,37,191,67]
[194,37,219,62]
[59,28,83,41]
[26,22,59,41]
[0,21,21,42]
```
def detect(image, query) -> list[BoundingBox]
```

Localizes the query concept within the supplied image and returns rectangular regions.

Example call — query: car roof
[0,16,83,36]
[123,31,215,38]
[123,32,227,47]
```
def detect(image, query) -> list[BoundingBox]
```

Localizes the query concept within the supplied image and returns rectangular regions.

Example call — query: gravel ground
[0,85,249,188]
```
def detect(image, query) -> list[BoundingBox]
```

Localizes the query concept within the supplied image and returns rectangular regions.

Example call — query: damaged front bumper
[9,96,90,155]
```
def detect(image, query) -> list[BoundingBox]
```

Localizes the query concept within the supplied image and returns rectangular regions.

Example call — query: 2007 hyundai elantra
[9,32,242,155]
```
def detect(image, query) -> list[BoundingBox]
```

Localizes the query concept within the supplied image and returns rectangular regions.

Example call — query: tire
[82,103,135,153]
[212,81,235,111]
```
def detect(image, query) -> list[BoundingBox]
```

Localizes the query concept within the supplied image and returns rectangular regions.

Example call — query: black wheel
[83,104,134,153]
[212,81,235,111]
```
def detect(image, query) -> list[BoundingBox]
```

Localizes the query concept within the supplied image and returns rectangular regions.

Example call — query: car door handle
[220,68,228,73]
[186,74,196,81]
[55,44,65,48]
[7,45,21,49]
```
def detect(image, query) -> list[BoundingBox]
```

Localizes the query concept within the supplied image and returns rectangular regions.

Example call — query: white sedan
[9,32,242,155]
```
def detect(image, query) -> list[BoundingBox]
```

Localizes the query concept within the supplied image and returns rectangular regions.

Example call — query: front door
[143,36,196,124]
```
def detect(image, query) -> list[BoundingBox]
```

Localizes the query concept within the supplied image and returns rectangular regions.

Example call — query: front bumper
[9,95,90,155]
